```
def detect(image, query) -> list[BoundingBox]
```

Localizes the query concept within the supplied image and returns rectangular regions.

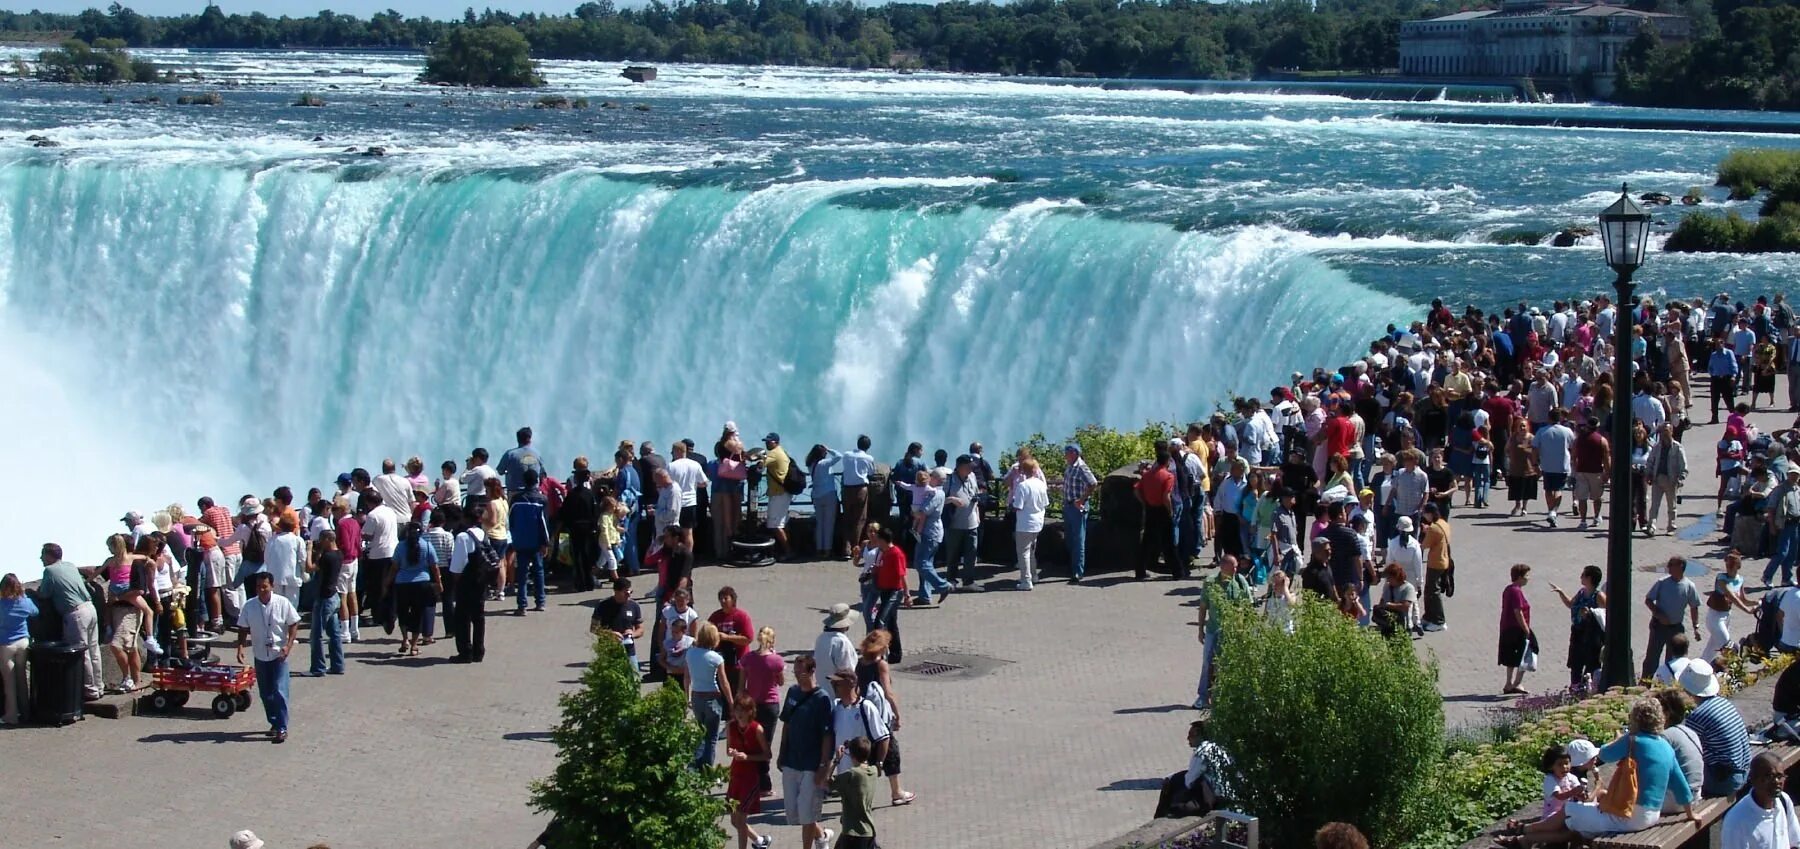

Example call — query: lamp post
[1599,183,1652,691]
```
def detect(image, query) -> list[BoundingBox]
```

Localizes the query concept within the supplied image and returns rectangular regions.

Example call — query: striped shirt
[1684,695,1752,769]
[1064,458,1098,507]
[425,527,455,573]
[202,505,238,557]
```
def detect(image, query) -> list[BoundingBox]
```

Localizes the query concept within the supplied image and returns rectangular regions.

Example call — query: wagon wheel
[147,691,177,713]
[211,694,235,718]
[170,691,190,708]
[234,691,252,712]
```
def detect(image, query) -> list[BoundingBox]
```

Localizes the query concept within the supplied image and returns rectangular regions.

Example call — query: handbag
[1520,633,1539,672]
[1708,589,1733,612]
[1597,734,1638,819]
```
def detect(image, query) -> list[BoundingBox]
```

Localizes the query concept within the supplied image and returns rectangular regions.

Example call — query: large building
[1399,1,1689,95]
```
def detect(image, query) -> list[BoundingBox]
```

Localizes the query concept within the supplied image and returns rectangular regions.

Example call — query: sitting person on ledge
[1155,717,1234,819]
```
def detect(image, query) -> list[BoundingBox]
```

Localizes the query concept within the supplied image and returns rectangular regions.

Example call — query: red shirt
[1482,395,1518,435]
[1136,465,1174,508]
[875,543,908,591]
[336,515,362,563]
[709,606,754,663]
[1323,415,1356,457]
[203,506,238,557]
[1573,430,1609,474]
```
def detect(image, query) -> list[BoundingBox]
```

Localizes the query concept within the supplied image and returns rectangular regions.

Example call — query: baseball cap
[230,831,265,849]
[762,432,780,443]
[121,511,143,524]
[724,420,738,433]
[336,472,353,486]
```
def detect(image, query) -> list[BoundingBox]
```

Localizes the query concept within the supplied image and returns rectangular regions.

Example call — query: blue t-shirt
[393,540,438,583]
[687,648,726,695]
[1600,732,1691,811]
[0,596,38,644]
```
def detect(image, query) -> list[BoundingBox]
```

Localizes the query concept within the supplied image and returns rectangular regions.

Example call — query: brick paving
[0,404,1787,849]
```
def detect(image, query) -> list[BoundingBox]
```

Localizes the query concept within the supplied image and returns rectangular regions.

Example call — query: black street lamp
[1599,183,1652,690]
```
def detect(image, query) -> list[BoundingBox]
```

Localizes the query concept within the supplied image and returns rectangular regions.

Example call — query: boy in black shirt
[590,578,644,669]
[306,530,346,677]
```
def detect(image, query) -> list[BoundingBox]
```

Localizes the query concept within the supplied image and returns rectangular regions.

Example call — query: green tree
[529,636,727,849]
[1212,596,1445,849]
[34,37,153,83]
[422,25,544,87]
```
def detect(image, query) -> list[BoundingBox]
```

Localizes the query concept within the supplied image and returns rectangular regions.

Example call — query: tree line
[1616,0,1800,111]
[1,0,1429,79]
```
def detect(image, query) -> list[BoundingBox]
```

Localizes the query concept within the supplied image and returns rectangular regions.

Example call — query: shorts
[108,580,132,598]
[205,556,230,590]
[1542,473,1569,493]
[879,734,902,776]
[338,558,360,597]
[781,766,825,825]
[766,493,792,529]
[1574,472,1606,501]
[109,606,142,650]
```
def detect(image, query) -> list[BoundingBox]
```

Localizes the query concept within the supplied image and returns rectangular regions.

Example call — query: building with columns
[1399,1,1689,96]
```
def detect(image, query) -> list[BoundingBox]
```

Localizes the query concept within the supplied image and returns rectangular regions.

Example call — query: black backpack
[466,531,502,579]
[782,460,807,495]
[1755,588,1789,653]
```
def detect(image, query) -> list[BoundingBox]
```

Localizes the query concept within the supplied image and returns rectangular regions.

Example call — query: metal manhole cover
[898,660,965,677]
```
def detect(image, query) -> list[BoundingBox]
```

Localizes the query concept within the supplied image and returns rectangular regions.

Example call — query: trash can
[30,641,84,726]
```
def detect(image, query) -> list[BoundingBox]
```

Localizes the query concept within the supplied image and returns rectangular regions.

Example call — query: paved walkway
[0,404,1787,849]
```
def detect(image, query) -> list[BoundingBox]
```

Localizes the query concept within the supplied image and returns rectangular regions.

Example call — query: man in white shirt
[360,492,402,625]
[236,572,300,743]
[1633,385,1670,432]
[264,516,307,606]
[1721,751,1800,849]
[813,604,859,684]
[460,448,500,507]
[667,442,707,530]
[372,459,414,521]
[826,670,890,776]
[448,514,488,664]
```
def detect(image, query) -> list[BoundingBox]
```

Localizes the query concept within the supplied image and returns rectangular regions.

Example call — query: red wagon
[145,665,256,718]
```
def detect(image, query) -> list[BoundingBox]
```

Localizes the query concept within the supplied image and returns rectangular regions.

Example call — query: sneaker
[142,635,163,656]
[1421,622,1444,632]
[815,829,834,849]
[119,678,136,692]
[1191,696,1207,710]
[1547,513,1559,528]
[752,836,771,849]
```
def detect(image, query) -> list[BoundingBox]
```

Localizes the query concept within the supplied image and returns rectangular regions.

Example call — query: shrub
[34,38,155,84]
[1007,421,1174,514]
[529,635,726,849]
[1211,596,1444,849]
[294,92,325,107]
[1717,148,1800,191]
[421,25,544,88]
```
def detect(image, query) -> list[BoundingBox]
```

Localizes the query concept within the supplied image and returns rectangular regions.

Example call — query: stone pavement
[0,403,1790,849]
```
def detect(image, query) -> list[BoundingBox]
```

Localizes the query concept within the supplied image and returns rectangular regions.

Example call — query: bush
[1008,421,1174,514]
[1717,148,1800,192]
[34,38,156,84]
[529,635,725,849]
[1666,210,1800,253]
[1211,596,1444,849]
[421,25,544,88]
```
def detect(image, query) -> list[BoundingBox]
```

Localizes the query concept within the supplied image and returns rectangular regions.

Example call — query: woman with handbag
[1499,563,1537,695]
[1550,565,1608,692]
[1702,552,1757,660]
[1500,698,1699,846]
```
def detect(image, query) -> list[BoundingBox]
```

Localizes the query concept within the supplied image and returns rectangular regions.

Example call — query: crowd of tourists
[9,289,1800,847]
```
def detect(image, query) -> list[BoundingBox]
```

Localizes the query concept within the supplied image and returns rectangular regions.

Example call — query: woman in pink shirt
[1500,563,1535,696]
[740,626,786,795]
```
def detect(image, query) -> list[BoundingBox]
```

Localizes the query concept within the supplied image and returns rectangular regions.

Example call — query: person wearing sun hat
[1678,659,1753,797]
[812,603,860,691]
[228,830,264,849]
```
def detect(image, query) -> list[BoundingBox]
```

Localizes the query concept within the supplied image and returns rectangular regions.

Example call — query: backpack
[465,531,502,579]
[782,460,807,495]
[1755,588,1789,653]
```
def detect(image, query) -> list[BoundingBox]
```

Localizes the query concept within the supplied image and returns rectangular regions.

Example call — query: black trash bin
[30,641,84,726]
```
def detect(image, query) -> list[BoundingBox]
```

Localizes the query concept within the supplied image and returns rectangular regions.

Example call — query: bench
[1592,744,1800,849]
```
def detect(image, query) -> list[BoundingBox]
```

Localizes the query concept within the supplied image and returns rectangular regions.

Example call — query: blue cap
[335,472,353,486]
[1064,444,1081,454]
[762,432,780,443]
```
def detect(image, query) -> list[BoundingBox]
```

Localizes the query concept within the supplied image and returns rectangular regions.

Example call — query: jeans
[1197,629,1219,707]
[254,656,290,733]
[308,594,344,675]
[513,547,546,610]
[873,588,904,662]
[913,535,950,601]
[1643,622,1686,681]
[813,490,839,555]
[620,511,641,576]
[1767,524,1800,586]
[690,693,723,769]
[859,580,878,625]
[1065,506,1089,579]
[943,527,978,584]
[64,602,102,699]
[1471,463,1491,505]
[1703,761,1748,798]
[1014,531,1041,589]
[1176,498,1202,567]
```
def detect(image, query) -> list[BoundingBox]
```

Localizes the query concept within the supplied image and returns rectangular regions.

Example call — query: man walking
[1532,408,1576,527]
[1195,554,1250,710]
[1571,418,1610,530]
[1643,556,1702,683]
[1062,444,1098,582]
[38,543,101,701]
[778,655,835,849]
[1647,421,1689,535]
[1711,338,1742,424]
[237,572,299,743]
[449,508,489,663]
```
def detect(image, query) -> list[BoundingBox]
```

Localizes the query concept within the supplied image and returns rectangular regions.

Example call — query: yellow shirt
[1188,438,1212,492]
[764,446,791,496]
[1444,371,1473,401]
[1422,519,1451,571]
[486,497,510,542]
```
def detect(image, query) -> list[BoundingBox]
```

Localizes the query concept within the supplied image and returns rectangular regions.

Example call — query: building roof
[1416,4,1682,23]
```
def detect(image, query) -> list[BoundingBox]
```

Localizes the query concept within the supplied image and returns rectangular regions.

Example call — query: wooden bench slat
[1591,796,1733,849]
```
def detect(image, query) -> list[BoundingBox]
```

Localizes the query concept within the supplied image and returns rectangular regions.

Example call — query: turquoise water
[2,49,1798,561]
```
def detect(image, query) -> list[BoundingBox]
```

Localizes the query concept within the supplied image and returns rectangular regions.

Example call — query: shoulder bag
[1597,734,1638,819]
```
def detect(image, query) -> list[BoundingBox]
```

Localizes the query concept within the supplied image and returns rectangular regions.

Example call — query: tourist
[102,535,152,693]
[1155,718,1230,818]
[509,469,551,614]
[1171,438,1206,567]
[1655,689,1705,814]
[1769,468,1800,588]
[448,506,490,664]
[661,617,693,690]
[800,444,841,561]
[1470,424,1494,509]
[236,571,299,744]
[656,588,701,682]
[1499,563,1536,696]
[1272,487,1302,577]
[832,736,882,849]
[1374,563,1417,640]
[1320,502,1367,623]
[1680,659,1753,797]
[1548,565,1607,692]
[777,654,834,849]
[1711,337,1741,424]
[1196,554,1250,710]
[1136,443,1178,582]
[611,448,643,577]
[1571,418,1610,530]
[559,465,602,593]
[0,574,36,725]
[590,578,644,669]
[331,497,362,642]
[1387,448,1429,528]
[911,468,951,605]
[813,603,859,685]
[389,521,442,656]
[360,490,401,625]
[668,440,707,536]
[266,515,305,607]
[686,621,732,770]
[1300,537,1337,604]
[762,432,794,559]
[1536,746,1582,820]
[724,694,773,849]
[1315,823,1369,849]
[1704,553,1757,661]
[1532,408,1576,527]
[827,668,890,789]
[498,427,547,499]
[1506,416,1540,516]
[1264,569,1298,634]
[1063,444,1099,583]
[373,459,415,521]
[709,586,754,694]
[1216,457,1251,562]
[943,455,983,588]
[1010,457,1049,589]
[434,460,462,509]
[835,435,876,563]
[713,424,748,561]
[37,544,101,701]
[1719,751,1800,849]
[1386,516,1424,632]
[1644,556,1703,682]
[1654,633,1694,686]
[741,626,785,794]
[1501,699,1697,846]
[1420,503,1452,632]
[855,630,914,806]
[1647,421,1689,536]
[304,530,345,677]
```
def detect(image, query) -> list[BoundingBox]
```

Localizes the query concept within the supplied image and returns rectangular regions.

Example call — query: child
[725,694,772,849]
[597,492,624,583]
[104,535,156,641]
[857,522,882,624]
[661,615,693,691]
[834,737,881,849]
[1539,746,1581,818]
